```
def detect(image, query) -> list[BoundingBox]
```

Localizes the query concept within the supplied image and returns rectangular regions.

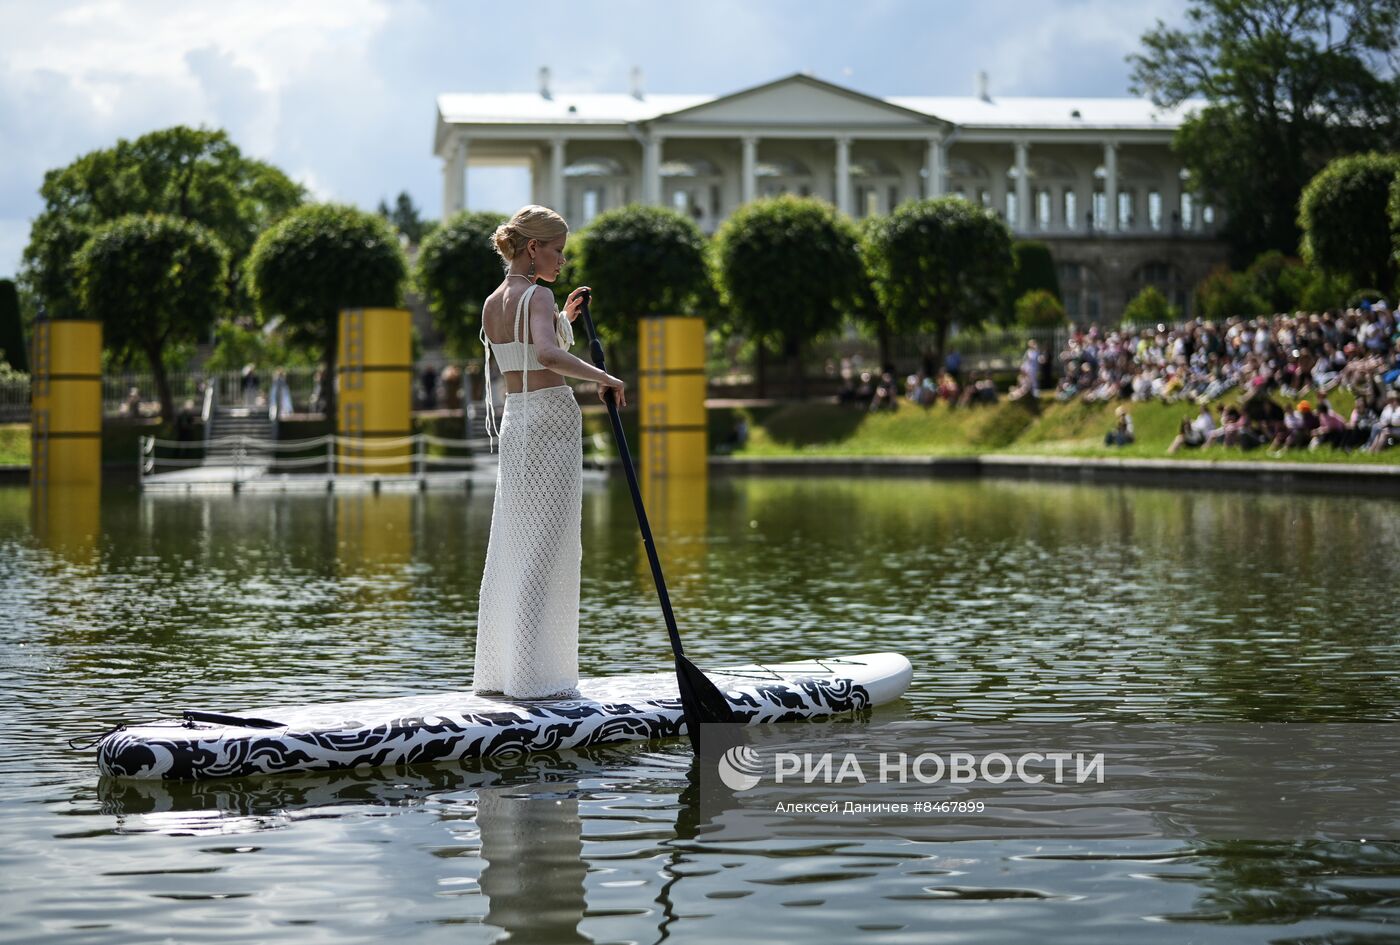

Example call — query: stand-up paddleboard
[95,653,912,781]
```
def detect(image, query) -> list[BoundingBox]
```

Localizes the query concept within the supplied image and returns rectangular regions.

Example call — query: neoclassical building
[434,72,1228,320]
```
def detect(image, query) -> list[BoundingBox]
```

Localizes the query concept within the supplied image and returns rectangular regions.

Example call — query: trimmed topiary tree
[863,197,1015,372]
[1015,289,1067,328]
[246,203,407,415]
[0,279,26,372]
[1299,152,1400,294]
[713,196,866,397]
[1012,240,1061,303]
[568,205,711,367]
[414,210,508,358]
[76,214,229,421]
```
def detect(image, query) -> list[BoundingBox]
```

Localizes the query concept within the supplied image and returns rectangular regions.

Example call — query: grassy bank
[0,424,28,466]
[723,389,1400,466]
[3,391,1394,470]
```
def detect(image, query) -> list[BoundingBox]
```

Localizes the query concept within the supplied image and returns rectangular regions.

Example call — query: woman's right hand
[598,374,627,408]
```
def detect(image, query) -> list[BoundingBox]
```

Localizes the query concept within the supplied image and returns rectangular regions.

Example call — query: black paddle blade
[676,653,739,744]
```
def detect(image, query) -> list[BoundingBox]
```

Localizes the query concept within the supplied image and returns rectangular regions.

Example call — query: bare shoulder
[528,283,558,315]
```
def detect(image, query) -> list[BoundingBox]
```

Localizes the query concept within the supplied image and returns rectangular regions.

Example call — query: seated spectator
[1205,405,1247,448]
[1168,404,1216,454]
[1104,406,1135,447]
[870,370,898,412]
[1269,400,1318,453]
[1308,401,1347,451]
[1366,390,1400,453]
[936,371,959,405]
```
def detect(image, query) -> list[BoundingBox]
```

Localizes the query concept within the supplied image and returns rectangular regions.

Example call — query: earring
[526,258,535,279]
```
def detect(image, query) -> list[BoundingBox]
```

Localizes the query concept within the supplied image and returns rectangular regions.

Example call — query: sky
[0,0,1189,280]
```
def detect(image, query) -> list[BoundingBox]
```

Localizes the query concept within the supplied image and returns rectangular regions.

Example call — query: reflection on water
[2,478,1399,943]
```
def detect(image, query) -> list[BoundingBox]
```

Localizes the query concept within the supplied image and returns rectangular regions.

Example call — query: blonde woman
[473,205,627,700]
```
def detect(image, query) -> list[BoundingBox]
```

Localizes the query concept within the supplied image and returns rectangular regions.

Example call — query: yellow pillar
[639,316,708,583]
[31,319,102,489]
[337,308,412,475]
[639,317,707,478]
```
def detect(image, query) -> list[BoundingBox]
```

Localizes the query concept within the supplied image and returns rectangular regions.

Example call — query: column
[834,136,852,215]
[925,135,946,197]
[643,134,663,206]
[1103,141,1118,234]
[1014,140,1031,232]
[550,137,567,213]
[442,138,466,217]
[741,136,758,204]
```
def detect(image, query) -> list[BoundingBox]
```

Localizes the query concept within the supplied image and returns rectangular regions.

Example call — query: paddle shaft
[576,291,686,659]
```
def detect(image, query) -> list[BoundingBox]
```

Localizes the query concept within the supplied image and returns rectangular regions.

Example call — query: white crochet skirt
[473,384,582,699]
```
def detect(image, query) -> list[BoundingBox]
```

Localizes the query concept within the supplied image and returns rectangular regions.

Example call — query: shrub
[1195,266,1265,321]
[1015,289,1067,328]
[1011,240,1061,302]
[1123,285,1180,324]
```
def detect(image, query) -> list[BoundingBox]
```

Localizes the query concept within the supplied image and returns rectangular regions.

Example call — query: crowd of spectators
[1041,301,1400,455]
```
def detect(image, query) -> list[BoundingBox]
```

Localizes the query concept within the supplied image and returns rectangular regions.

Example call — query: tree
[1123,285,1182,324]
[245,203,407,415]
[21,125,302,320]
[378,191,433,245]
[569,204,712,367]
[1012,241,1062,303]
[862,197,1015,372]
[1129,0,1400,263]
[76,214,228,421]
[0,279,26,372]
[713,196,866,396]
[1298,152,1400,292]
[1015,289,1067,328]
[414,210,508,357]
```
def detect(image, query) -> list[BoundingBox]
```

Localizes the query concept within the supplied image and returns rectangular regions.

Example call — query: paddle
[575,289,738,747]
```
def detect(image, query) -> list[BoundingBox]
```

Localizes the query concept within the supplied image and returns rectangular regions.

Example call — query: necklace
[505,273,534,282]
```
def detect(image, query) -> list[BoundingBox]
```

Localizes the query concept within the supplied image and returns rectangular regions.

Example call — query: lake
[3,476,1399,943]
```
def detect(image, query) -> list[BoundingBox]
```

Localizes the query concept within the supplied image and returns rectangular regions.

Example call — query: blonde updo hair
[491,205,568,264]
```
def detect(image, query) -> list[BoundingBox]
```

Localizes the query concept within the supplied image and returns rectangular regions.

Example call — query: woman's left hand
[563,286,591,322]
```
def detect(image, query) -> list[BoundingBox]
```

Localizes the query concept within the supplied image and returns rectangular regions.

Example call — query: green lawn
[727,390,1400,466]
[0,424,28,466]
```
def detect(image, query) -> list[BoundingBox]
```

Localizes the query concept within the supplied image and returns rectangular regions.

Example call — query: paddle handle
[576,290,686,659]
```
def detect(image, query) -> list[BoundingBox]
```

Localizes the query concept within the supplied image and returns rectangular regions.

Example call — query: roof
[436,92,710,125]
[435,75,1204,132]
[888,96,1204,130]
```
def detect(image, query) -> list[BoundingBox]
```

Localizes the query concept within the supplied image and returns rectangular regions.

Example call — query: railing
[139,431,477,487]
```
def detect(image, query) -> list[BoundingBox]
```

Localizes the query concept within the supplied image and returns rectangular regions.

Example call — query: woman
[473,205,627,700]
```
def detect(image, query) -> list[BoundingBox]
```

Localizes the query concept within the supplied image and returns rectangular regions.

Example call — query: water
[3,477,1399,943]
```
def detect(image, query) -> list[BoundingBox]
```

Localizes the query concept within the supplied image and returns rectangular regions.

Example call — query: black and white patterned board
[96,653,912,782]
